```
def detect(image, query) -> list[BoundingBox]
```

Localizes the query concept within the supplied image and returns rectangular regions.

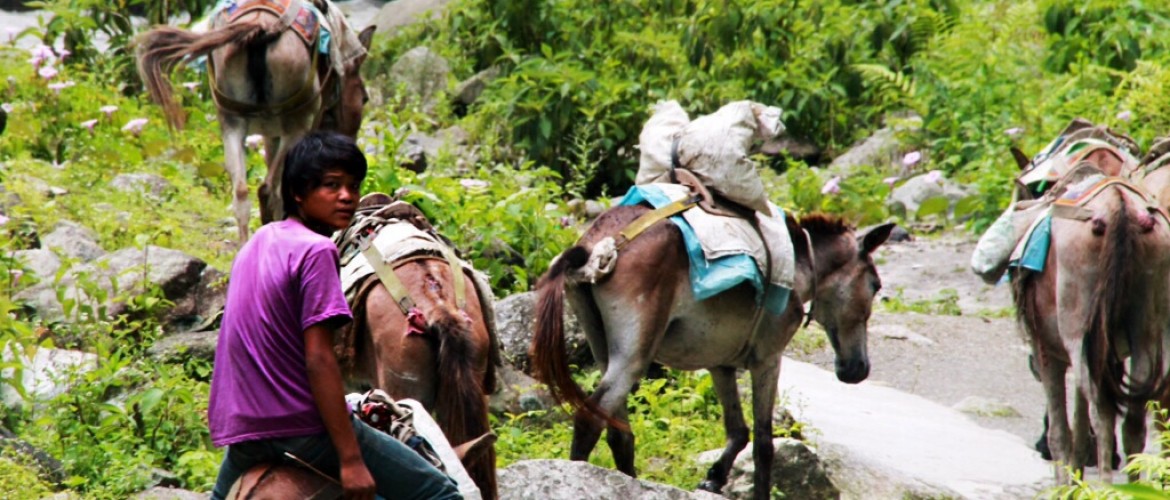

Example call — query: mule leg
[1038,353,1073,483]
[1071,388,1090,473]
[605,404,636,475]
[748,358,780,500]
[697,366,749,494]
[1090,386,1118,483]
[220,115,250,242]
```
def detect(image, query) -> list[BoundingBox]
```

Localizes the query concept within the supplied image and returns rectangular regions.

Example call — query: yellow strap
[360,238,414,315]
[617,195,700,249]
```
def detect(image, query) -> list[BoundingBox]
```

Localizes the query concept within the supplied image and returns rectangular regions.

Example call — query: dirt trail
[791,231,1046,447]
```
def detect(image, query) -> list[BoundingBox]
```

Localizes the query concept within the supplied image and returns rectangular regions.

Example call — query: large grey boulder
[495,292,592,374]
[1,345,97,407]
[374,0,452,36]
[696,438,838,500]
[109,173,172,200]
[453,66,500,107]
[41,220,104,262]
[499,460,722,499]
[147,330,218,365]
[777,357,1049,499]
[490,362,556,415]
[13,249,61,282]
[886,173,973,220]
[387,47,450,113]
[402,126,473,172]
[826,114,923,177]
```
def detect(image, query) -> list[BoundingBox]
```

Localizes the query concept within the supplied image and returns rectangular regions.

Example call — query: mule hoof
[697,479,724,493]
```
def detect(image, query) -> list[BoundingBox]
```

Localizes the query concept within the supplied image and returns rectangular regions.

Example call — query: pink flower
[1,103,11,114]
[821,176,841,195]
[100,105,118,118]
[1117,110,1132,122]
[902,151,922,167]
[47,81,74,94]
[80,119,98,134]
[925,170,944,184]
[28,44,54,68]
[37,66,58,80]
[245,134,263,150]
[1004,127,1024,137]
[5,28,18,44]
[10,269,23,282]
[459,179,490,190]
[122,117,148,136]
[0,213,7,225]
[883,176,900,187]
[181,81,200,91]
[54,47,70,61]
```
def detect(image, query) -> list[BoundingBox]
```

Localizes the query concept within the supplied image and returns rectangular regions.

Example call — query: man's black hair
[281,131,368,217]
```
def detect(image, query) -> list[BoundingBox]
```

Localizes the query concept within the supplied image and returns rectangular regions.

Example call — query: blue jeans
[210,416,461,499]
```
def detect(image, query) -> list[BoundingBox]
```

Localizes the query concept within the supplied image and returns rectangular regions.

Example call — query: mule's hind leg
[567,284,610,464]
[697,366,749,494]
[1038,352,1073,483]
[747,357,781,500]
[220,114,250,242]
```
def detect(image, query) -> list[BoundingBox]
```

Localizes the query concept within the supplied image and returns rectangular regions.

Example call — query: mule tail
[531,246,626,430]
[1085,189,1164,410]
[428,305,498,499]
[135,19,280,129]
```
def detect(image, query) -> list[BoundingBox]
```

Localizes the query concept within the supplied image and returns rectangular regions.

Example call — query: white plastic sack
[970,207,1014,284]
[636,100,785,214]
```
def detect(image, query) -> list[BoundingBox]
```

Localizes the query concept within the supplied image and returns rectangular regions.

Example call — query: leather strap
[361,236,415,315]
[615,195,701,250]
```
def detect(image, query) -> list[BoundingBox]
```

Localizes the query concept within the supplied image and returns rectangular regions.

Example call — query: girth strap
[359,234,467,316]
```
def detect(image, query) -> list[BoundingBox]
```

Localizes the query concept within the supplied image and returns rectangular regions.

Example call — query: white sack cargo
[636,100,785,214]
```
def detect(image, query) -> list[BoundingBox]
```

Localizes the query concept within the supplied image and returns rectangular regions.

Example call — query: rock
[495,292,592,374]
[886,173,973,220]
[109,173,172,200]
[102,245,206,304]
[131,487,205,500]
[0,427,65,486]
[402,126,473,171]
[696,438,837,500]
[498,459,722,499]
[164,266,226,333]
[47,186,68,197]
[147,330,218,365]
[762,137,821,163]
[453,66,500,107]
[584,200,606,219]
[13,249,61,281]
[42,220,104,262]
[952,396,1021,418]
[827,115,923,177]
[148,468,181,489]
[490,363,556,415]
[387,47,450,113]
[778,357,1049,499]
[373,0,452,36]
[400,138,428,173]
[12,284,67,322]
[1,345,97,407]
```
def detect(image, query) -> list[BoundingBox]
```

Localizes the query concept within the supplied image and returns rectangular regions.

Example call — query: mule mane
[798,213,851,236]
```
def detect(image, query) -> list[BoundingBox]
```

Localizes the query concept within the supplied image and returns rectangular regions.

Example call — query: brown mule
[531,206,893,499]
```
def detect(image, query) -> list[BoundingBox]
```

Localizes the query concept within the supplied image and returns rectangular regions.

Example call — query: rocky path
[792,231,1045,445]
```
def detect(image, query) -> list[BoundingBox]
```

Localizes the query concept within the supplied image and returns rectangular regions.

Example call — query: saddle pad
[340,221,452,295]
[617,183,794,315]
[206,0,328,54]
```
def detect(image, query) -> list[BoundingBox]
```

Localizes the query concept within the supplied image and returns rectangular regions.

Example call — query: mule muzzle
[835,357,870,384]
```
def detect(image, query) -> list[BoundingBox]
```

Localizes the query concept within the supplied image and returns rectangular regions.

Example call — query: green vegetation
[4,0,1170,496]
[881,288,963,316]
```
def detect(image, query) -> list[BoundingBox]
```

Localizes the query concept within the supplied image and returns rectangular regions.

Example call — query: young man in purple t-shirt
[208,131,460,499]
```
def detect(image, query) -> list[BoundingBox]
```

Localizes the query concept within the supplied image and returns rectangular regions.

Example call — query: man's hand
[340,457,376,500]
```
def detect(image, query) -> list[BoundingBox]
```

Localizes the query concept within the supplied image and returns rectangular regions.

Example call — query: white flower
[0,213,7,225]
[122,117,148,136]
[1004,127,1024,137]
[54,47,70,60]
[1117,110,1133,122]
[245,134,264,150]
[821,176,841,195]
[81,119,98,133]
[1,103,12,114]
[924,170,944,184]
[882,176,900,187]
[459,179,490,190]
[100,105,118,118]
[47,80,74,94]
[902,151,922,167]
[181,81,200,91]
[37,66,58,80]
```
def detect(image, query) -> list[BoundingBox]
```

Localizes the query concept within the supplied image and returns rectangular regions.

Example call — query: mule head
[801,216,895,384]
[335,25,376,137]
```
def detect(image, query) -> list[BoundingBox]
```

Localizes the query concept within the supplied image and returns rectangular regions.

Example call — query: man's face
[296,169,360,231]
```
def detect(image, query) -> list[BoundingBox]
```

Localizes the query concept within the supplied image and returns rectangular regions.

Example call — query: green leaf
[1110,484,1170,500]
[916,196,950,219]
[952,195,981,219]
[538,116,552,140]
[139,387,165,414]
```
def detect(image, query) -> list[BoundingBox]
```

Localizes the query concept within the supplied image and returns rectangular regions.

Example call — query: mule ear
[1011,147,1031,170]
[859,222,896,255]
[358,26,376,51]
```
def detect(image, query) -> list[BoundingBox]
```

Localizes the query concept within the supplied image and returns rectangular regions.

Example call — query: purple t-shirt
[209,218,352,447]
